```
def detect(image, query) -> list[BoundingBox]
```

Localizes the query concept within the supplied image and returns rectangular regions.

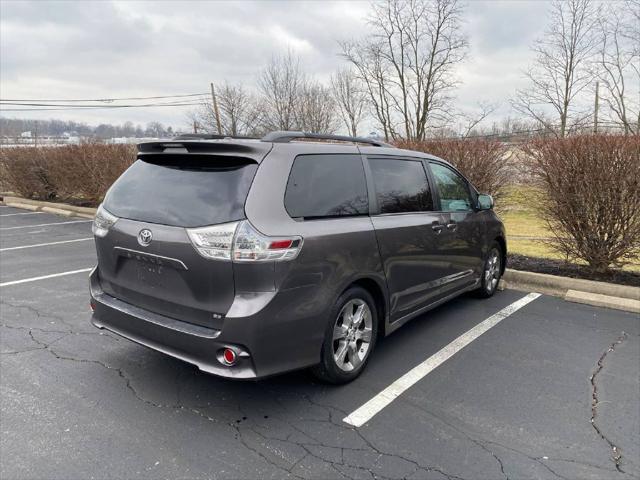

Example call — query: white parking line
[0,220,92,231]
[0,237,93,252]
[0,268,93,287]
[343,292,542,428]
[0,212,44,217]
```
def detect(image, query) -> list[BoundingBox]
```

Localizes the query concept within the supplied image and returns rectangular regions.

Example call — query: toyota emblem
[138,229,153,247]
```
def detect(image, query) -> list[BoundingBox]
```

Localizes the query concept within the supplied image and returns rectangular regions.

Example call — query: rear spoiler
[137,140,272,163]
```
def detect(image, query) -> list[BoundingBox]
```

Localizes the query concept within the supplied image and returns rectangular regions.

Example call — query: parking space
[0,208,95,285]
[1,207,638,480]
[0,210,93,249]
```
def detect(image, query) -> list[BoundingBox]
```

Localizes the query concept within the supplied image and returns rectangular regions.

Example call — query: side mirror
[477,194,494,210]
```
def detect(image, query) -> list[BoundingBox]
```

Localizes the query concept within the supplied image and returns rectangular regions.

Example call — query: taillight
[92,204,119,238]
[232,221,302,262]
[186,220,302,262]
[186,221,238,260]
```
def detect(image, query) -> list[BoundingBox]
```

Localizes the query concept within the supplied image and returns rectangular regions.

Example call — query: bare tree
[341,41,397,140]
[331,69,367,137]
[145,121,165,138]
[624,0,640,52]
[217,83,261,136]
[257,51,339,134]
[188,82,261,137]
[512,0,599,137]
[295,82,339,134]
[595,2,639,134]
[185,111,203,134]
[258,51,304,131]
[459,102,498,138]
[341,0,468,141]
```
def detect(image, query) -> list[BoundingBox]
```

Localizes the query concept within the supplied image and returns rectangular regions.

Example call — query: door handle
[446,221,457,231]
[431,222,444,233]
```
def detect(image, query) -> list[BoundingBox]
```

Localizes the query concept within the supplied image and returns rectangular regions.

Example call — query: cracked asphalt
[1,205,639,480]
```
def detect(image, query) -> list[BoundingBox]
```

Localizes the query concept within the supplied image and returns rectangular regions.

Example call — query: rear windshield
[103,156,258,227]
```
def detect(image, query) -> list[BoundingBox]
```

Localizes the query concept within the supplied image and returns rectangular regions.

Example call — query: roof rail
[261,131,393,148]
[173,133,259,141]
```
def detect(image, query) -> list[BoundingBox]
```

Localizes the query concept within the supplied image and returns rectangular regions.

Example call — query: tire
[475,241,503,298]
[311,287,378,384]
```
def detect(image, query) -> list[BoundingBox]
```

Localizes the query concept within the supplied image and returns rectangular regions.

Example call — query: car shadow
[100,289,524,426]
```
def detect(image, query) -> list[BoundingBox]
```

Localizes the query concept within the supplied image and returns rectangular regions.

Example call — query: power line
[0,93,209,103]
[1,100,207,108]
[0,102,205,112]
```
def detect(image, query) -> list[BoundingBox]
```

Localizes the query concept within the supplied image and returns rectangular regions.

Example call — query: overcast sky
[0,0,551,132]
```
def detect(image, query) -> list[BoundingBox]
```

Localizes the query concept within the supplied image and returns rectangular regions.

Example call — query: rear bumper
[89,267,325,379]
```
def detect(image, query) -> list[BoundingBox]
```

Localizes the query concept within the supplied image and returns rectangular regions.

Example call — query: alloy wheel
[485,248,501,294]
[332,299,373,372]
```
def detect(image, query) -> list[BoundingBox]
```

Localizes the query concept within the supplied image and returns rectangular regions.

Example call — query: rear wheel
[475,242,502,298]
[312,287,378,384]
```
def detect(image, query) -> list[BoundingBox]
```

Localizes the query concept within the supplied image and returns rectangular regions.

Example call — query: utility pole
[210,82,222,135]
[593,80,599,134]
[193,120,198,134]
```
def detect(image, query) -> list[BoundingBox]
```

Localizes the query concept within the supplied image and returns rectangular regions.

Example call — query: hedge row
[1,135,638,272]
[0,139,514,204]
[0,144,135,205]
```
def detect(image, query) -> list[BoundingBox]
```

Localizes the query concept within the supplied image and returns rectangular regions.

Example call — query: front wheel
[475,242,503,298]
[311,287,378,384]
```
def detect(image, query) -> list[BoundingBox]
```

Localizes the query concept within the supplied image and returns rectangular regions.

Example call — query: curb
[41,206,74,217]
[503,269,639,313]
[4,202,40,211]
[1,196,97,219]
[565,290,640,314]
[503,269,639,299]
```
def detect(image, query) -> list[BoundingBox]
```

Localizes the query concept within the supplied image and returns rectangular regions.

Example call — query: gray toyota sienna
[90,131,506,383]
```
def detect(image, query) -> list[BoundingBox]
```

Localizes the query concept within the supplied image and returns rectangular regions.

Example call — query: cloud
[0,0,549,130]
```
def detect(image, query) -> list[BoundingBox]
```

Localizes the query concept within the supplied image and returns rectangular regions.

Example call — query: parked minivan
[90,131,506,383]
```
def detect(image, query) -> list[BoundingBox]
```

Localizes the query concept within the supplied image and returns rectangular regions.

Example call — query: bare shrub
[523,134,640,272]
[396,138,511,201]
[0,144,135,205]
[0,147,57,199]
[45,143,135,204]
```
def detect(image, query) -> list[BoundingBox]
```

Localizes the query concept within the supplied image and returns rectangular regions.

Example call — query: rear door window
[103,156,258,227]
[284,154,368,219]
[369,158,433,214]
[429,162,473,212]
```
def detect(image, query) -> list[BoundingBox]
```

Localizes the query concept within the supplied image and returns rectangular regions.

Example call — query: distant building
[20,131,32,138]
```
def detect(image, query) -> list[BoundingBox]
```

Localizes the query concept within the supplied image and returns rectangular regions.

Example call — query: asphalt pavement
[1,205,638,480]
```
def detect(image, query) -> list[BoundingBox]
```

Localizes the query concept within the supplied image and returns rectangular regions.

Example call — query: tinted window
[285,154,368,218]
[430,163,473,212]
[369,158,433,214]
[103,156,258,227]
